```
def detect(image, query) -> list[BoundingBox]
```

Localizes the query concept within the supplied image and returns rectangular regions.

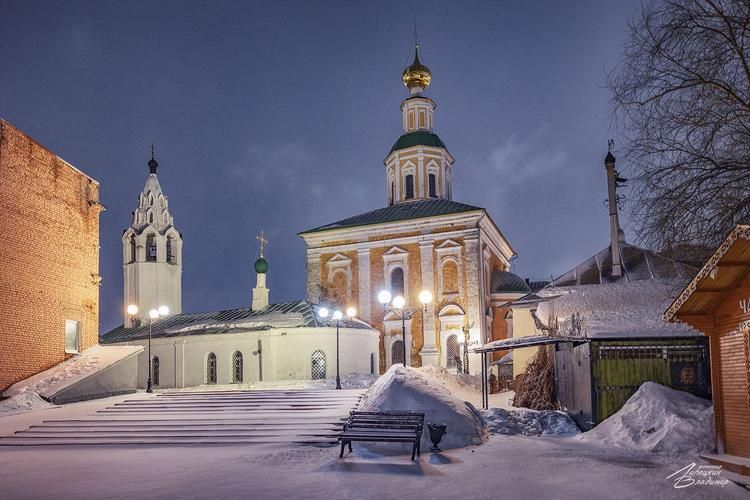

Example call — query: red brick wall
[0,119,102,392]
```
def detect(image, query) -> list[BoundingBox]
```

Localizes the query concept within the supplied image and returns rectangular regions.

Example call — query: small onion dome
[254,257,268,274]
[148,157,158,174]
[402,46,431,91]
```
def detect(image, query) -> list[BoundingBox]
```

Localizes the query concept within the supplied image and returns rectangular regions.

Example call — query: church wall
[0,120,102,392]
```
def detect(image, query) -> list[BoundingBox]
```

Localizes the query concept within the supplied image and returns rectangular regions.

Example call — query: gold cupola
[402,45,431,93]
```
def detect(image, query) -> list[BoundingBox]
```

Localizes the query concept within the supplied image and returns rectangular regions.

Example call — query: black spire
[605,139,616,164]
[148,143,158,174]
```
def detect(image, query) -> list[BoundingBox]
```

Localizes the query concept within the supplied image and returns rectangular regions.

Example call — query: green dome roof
[254,257,268,274]
[390,131,446,153]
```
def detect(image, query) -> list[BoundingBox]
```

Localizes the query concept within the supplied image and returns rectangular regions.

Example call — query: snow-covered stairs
[0,389,363,446]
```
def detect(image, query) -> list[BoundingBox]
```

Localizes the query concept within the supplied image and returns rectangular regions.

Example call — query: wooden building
[666,224,750,477]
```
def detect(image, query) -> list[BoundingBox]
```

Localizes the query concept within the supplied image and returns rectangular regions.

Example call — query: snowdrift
[579,382,713,455]
[0,392,52,416]
[358,365,485,449]
[483,408,579,436]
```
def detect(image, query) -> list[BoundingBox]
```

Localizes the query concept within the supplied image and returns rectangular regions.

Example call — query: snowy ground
[0,369,745,499]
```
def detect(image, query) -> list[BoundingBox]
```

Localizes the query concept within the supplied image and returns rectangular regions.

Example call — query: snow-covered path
[0,389,363,446]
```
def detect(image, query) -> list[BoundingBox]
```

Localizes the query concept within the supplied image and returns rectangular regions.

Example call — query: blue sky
[0,0,640,332]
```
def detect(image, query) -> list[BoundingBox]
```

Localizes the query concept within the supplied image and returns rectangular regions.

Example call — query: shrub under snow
[483,407,579,436]
[358,365,485,450]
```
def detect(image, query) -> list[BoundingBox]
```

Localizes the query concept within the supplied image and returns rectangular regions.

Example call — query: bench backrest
[346,411,425,435]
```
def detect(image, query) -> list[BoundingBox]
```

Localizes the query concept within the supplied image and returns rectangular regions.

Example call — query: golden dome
[402,46,431,91]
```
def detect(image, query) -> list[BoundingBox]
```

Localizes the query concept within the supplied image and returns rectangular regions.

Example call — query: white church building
[101,154,380,389]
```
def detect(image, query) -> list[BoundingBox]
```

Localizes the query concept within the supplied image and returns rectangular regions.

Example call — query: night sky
[0,0,639,333]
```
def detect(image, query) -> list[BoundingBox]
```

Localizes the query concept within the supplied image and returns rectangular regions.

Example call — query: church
[299,44,518,375]
[102,43,520,385]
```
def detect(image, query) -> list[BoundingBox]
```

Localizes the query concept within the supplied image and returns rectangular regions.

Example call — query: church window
[429,174,437,198]
[167,237,175,263]
[64,319,80,354]
[391,182,395,205]
[390,267,405,296]
[146,234,157,261]
[206,353,217,384]
[418,110,425,128]
[405,175,414,199]
[148,193,154,206]
[370,353,376,375]
[442,260,459,294]
[311,350,326,380]
[446,334,459,369]
[149,212,154,224]
[391,340,404,366]
[232,351,244,383]
[129,235,136,263]
[152,356,160,387]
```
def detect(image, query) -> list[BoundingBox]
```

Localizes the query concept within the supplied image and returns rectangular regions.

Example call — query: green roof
[300,199,484,234]
[390,131,446,153]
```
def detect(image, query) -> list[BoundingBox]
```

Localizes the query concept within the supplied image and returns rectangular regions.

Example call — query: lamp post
[126,304,139,329]
[318,306,357,390]
[378,289,433,367]
[461,324,470,375]
[146,305,169,393]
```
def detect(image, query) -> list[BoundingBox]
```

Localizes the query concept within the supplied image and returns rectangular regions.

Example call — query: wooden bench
[339,410,425,461]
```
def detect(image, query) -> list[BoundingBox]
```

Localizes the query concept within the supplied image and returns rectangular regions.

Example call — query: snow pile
[416,366,481,402]
[579,382,714,455]
[319,373,379,389]
[537,281,698,338]
[482,408,579,436]
[0,392,52,416]
[358,365,485,449]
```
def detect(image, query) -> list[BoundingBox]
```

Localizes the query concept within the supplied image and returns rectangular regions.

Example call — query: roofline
[298,206,485,238]
[1,118,100,185]
[478,210,517,259]
[664,224,750,322]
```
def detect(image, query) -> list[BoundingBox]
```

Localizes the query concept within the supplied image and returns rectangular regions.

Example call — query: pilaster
[419,240,438,367]
[357,248,371,322]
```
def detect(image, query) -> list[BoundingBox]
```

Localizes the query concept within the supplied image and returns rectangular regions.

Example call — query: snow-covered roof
[537,280,699,338]
[475,335,587,353]
[101,300,375,343]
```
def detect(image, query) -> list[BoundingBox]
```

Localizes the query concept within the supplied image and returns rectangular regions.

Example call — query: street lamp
[379,289,432,367]
[146,305,169,393]
[126,304,139,328]
[318,306,355,390]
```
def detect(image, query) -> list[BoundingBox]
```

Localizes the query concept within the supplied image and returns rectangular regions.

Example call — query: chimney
[605,143,623,278]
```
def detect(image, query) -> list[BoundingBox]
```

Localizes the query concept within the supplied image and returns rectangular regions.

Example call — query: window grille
[311,350,326,380]
[207,352,217,384]
[152,356,160,386]
[391,340,404,365]
[391,268,405,296]
[232,351,244,383]
[446,334,459,369]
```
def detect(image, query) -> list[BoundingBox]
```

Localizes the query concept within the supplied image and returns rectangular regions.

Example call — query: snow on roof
[476,335,587,353]
[536,280,699,338]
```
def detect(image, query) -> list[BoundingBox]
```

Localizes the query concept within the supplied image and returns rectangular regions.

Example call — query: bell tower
[384,42,455,206]
[122,149,182,327]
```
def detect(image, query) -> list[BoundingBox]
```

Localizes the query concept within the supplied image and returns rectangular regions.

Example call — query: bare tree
[609,0,750,255]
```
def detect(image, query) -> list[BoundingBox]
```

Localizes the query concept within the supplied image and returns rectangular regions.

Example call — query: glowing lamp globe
[318,307,329,319]
[418,290,433,305]
[346,307,356,318]
[392,295,406,309]
[148,309,159,319]
[126,304,139,316]
[158,305,169,316]
[332,310,343,321]
[377,290,392,305]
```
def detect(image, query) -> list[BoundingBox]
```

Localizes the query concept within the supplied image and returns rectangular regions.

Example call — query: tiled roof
[490,271,531,293]
[390,131,447,153]
[100,300,373,344]
[300,199,484,234]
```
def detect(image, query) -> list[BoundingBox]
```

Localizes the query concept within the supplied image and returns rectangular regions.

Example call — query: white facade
[117,326,380,388]
[122,156,182,326]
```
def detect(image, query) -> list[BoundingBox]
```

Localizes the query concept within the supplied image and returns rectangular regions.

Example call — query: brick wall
[0,119,102,392]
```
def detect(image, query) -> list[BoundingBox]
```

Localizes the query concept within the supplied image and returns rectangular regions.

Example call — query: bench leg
[340,440,345,458]
[348,441,352,453]
[411,442,417,461]
[417,441,421,457]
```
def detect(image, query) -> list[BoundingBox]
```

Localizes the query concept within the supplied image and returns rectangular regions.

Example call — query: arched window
[152,356,160,387]
[391,340,404,366]
[206,352,217,384]
[442,260,459,294]
[146,234,157,261]
[232,351,243,383]
[166,236,174,263]
[148,212,154,223]
[311,350,326,380]
[428,174,437,198]
[129,235,136,263]
[148,193,154,205]
[446,334,459,369]
[405,175,415,199]
[370,353,376,375]
[390,267,405,296]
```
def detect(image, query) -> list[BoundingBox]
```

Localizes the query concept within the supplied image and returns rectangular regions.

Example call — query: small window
[146,234,157,261]
[148,212,154,224]
[65,320,80,353]
[391,182,395,205]
[391,340,404,366]
[311,350,326,380]
[129,235,136,263]
[167,237,175,263]
[405,175,414,199]
[418,110,425,128]
[390,267,405,296]
[370,353,376,375]
[152,356,160,386]
[207,353,217,384]
[428,174,437,198]
[232,351,244,383]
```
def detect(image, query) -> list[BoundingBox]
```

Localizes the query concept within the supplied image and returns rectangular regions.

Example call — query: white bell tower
[122,149,182,327]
